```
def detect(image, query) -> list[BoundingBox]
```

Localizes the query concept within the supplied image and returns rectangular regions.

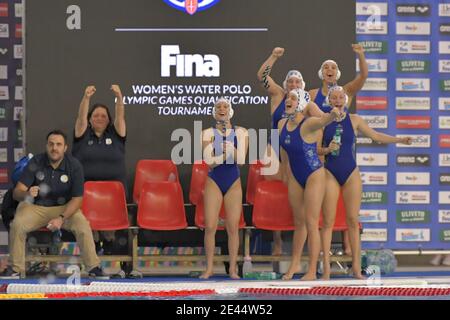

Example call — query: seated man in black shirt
[0,130,107,279]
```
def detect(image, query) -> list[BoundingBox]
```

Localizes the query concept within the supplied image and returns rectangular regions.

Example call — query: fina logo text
[163,0,220,15]
[161,45,220,77]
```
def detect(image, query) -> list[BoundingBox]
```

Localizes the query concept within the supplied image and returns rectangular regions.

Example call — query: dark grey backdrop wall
[25,0,354,199]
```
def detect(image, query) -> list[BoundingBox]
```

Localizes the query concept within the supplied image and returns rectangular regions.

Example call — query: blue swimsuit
[272,97,286,130]
[279,119,322,188]
[323,114,357,186]
[314,88,332,113]
[208,126,240,195]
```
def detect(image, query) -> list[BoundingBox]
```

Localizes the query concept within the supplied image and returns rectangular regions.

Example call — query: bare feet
[282,272,295,280]
[281,263,301,280]
[300,272,317,281]
[320,273,330,280]
[352,273,366,280]
[229,273,240,279]
[199,270,213,279]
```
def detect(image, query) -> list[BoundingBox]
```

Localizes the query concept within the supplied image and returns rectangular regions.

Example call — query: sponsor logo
[0,168,7,183]
[440,80,450,92]
[13,148,23,162]
[0,3,7,17]
[396,22,430,35]
[13,45,22,59]
[396,4,430,16]
[396,78,430,92]
[396,116,430,129]
[397,210,430,223]
[356,3,388,15]
[396,229,430,242]
[359,210,388,223]
[396,97,430,110]
[356,21,388,34]
[356,153,388,166]
[439,210,450,223]
[14,3,23,18]
[440,230,450,242]
[396,191,430,204]
[360,172,388,185]
[0,148,7,162]
[439,97,450,111]
[440,173,450,185]
[439,154,450,167]
[361,78,388,91]
[396,172,430,185]
[356,137,384,147]
[439,41,450,54]
[161,45,219,77]
[439,192,450,204]
[358,59,387,72]
[361,115,388,128]
[361,192,388,204]
[0,24,9,38]
[15,24,21,38]
[439,60,450,73]
[356,96,387,110]
[441,23,450,35]
[361,229,388,242]
[440,135,450,148]
[396,154,430,166]
[358,40,387,54]
[440,4,450,17]
[163,0,220,15]
[396,135,430,148]
[397,60,430,73]
[439,116,450,129]
[396,40,430,54]
[0,107,5,119]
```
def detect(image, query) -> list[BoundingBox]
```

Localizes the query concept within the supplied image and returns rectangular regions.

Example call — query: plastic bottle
[242,256,253,278]
[331,124,343,156]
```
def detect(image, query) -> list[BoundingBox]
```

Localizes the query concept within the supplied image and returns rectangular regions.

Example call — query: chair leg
[129,229,138,272]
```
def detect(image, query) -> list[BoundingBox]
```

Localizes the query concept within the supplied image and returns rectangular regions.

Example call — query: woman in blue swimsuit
[309,44,368,112]
[257,47,323,254]
[200,98,248,279]
[279,88,341,281]
[318,86,412,279]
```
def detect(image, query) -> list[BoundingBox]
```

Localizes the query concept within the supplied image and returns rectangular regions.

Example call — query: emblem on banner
[163,0,220,15]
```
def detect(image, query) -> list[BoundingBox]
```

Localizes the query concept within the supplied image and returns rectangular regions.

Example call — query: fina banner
[356,0,450,249]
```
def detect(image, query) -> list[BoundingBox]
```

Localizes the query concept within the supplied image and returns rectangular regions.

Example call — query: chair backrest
[252,180,295,230]
[246,160,265,204]
[82,181,129,230]
[189,161,209,205]
[194,201,245,230]
[133,160,179,203]
[137,182,187,230]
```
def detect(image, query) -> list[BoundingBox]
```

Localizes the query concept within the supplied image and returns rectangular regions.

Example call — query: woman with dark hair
[72,85,134,278]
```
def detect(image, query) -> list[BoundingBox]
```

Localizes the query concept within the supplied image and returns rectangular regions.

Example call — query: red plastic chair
[133,160,179,203]
[189,161,209,205]
[82,181,129,231]
[195,200,246,230]
[252,180,295,231]
[246,160,265,205]
[137,182,187,230]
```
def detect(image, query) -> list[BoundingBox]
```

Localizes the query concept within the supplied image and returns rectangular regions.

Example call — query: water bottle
[243,256,253,278]
[331,124,343,156]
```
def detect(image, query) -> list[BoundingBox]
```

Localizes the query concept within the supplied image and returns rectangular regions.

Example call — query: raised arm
[305,107,340,132]
[111,85,126,137]
[257,47,285,97]
[343,44,368,96]
[305,101,324,118]
[353,114,412,145]
[75,86,96,138]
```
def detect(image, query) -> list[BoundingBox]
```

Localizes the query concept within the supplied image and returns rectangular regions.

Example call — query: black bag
[1,188,18,231]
